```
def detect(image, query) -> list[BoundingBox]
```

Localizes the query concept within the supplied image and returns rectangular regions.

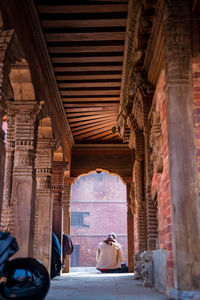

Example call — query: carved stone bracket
[149,111,163,173]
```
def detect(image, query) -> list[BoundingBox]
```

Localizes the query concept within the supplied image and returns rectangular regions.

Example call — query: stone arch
[72,168,127,186]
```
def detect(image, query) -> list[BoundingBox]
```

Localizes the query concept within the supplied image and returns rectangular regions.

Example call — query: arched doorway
[70,170,127,268]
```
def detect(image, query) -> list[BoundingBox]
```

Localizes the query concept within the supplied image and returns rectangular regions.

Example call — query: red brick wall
[151,69,174,289]
[71,172,128,267]
[193,57,200,187]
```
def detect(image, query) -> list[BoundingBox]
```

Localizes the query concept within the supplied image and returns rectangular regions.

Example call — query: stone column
[52,161,66,265]
[62,177,76,273]
[143,97,158,251]
[9,100,41,258]
[124,177,134,272]
[0,105,5,222]
[0,110,15,231]
[164,0,200,294]
[0,29,15,226]
[34,137,55,272]
[129,113,147,252]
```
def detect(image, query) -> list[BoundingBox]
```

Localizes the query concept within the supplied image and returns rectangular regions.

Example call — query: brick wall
[151,69,174,289]
[71,172,128,267]
[193,57,200,187]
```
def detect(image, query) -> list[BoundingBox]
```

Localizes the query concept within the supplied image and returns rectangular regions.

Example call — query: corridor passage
[46,268,171,300]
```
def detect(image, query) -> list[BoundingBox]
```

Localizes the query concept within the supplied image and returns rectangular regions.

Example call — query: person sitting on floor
[96,233,128,273]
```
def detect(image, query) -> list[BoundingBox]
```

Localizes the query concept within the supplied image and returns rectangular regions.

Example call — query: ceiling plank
[65,106,118,112]
[70,115,116,127]
[52,56,123,63]
[103,132,120,140]
[67,113,117,122]
[71,118,116,131]
[49,45,124,53]
[45,32,125,42]
[85,129,115,140]
[73,121,116,136]
[37,4,127,14]
[62,97,120,102]
[61,90,120,96]
[41,19,127,28]
[74,125,114,139]
[54,66,122,72]
[64,103,118,107]
[56,75,121,80]
[59,82,121,88]
[66,110,118,117]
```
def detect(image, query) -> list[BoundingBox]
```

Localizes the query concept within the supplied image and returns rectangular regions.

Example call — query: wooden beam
[64,103,118,107]
[71,117,116,131]
[54,66,122,72]
[67,113,117,122]
[60,90,120,96]
[45,32,125,42]
[74,125,113,139]
[65,106,118,112]
[70,115,116,127]
[73,121,116,136]
[58,82,121,88]
[66,110,118,117]
[41,19,127,28]
[49,45,124,53]
[56,75,121,80]
[86,129,115,140]
[62,97,119,102]
[37,4,128,14]
[52,56,123,63]
[103,132,120,140]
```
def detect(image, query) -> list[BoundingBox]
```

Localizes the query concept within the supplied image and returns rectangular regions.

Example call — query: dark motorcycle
[0,232,50,300]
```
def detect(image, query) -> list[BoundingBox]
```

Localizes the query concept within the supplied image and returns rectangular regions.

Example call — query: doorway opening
[70,171,127,269]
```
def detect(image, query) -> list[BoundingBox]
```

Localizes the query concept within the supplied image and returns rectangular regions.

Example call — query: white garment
[96,241,124,269]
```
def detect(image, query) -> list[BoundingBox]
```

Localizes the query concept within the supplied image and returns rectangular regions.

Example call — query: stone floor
[45,267,172,300]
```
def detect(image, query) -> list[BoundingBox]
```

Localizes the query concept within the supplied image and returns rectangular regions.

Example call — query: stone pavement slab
[45,268,172,300]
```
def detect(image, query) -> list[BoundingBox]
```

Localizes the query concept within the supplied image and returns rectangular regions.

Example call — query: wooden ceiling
[35,0,128,144]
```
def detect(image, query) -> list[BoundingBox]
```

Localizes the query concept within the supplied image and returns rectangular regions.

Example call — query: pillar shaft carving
[129,114,147,253]
[125,180,134,272]
[33,137,55,271]
[143,97,158,251]
[0,30,15,228]
[0,105,5,227]
[52,160,65,259]
[7,100,41,258]
[0,112,15,231]
[62,178,75,273]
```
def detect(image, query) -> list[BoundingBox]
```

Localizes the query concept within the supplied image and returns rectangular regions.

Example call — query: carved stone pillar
[62,176,76,273]
[0,29,15,227]
[143,97,158,251]
[0,105,5,222]
[135,154,147,253]
[129,113,147,252]
[52,161,66,267]
[164,0,200,294]
[9,100,41,258]
[0,110,15,231]
[124,177,134,272]
[34,137,55,272]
